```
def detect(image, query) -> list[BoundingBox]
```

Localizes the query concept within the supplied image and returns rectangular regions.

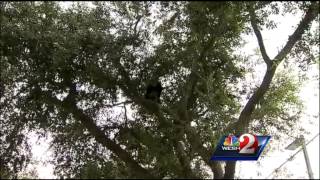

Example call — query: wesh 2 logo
[210,134,271,161]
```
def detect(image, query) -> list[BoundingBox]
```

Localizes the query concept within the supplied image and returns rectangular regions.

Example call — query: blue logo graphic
[210,134,271,161]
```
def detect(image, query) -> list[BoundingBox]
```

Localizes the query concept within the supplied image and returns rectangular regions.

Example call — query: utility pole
[266,133,319,179]
[286,135,314,179]
[300,135,314,179]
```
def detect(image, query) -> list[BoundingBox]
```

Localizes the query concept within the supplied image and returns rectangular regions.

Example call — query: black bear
[145,81,163,103]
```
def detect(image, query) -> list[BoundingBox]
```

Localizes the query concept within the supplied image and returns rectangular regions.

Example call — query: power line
[265,133,319,179]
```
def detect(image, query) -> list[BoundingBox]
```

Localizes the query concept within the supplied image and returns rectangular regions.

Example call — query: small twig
[102,124,121,130]
[123,104,128,127]
[133,15,142,36]
[104,100,133,108]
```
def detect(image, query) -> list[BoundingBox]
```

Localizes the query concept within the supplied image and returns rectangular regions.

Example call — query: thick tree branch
[183,36,216,110]
[222,70,277,179]
[228,0,319,137]
[40,91,154,178]
[174,140,195,178]
[184,125,224,179]
[237,68,276,133]
[248,5,272,67]
[212,162,224,179]
[273,1,319,64]
[223,3,319,179]
[222,1,317,137]
[169,37,219,177]
[224,162,236,179]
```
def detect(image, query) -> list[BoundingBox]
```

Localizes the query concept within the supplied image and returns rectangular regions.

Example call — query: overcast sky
[25,2,319,179]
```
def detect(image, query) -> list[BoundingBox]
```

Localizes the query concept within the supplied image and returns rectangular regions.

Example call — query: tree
[1,1,319,179]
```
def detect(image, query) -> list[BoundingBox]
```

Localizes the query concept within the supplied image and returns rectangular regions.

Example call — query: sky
[22,2,319,179]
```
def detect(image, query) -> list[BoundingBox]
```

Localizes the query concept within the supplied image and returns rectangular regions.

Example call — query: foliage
[0,1,318,178]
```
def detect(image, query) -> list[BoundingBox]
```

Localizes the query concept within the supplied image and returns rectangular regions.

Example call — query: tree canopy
[0,1,319,179]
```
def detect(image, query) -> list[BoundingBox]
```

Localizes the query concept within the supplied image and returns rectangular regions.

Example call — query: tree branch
[223,2,319,179]
[123,103,129,128]
[183,36,216,110]
[222,58,277,180]
[174,140,195,178]
[231,1,319,135]
[184,125,224,179]
[133,15,142,36]
[273,1,319,64]
[224,162,236,179]
[248,4,272,67]
[104,100,133,108]
[40,91,154,178]
[169,37,218,177]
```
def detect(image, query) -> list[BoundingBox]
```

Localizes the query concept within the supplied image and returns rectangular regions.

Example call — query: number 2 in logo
[239,134,258,154]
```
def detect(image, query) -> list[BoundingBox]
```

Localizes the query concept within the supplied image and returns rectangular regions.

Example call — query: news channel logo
[210,133,271,161]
